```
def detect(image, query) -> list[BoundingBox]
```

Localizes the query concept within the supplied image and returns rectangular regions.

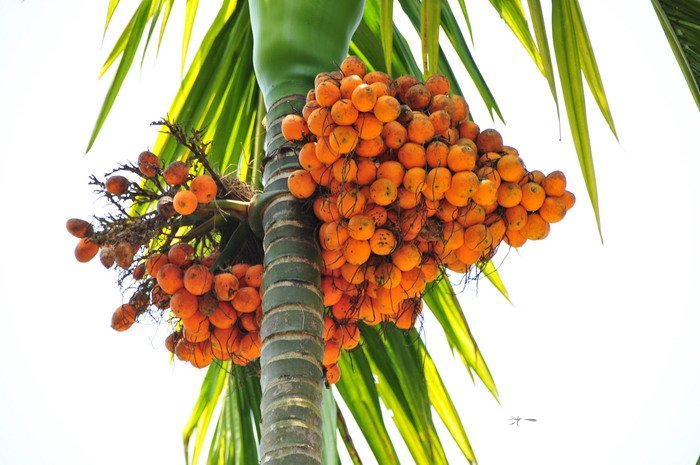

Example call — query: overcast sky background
[0,1,698,465]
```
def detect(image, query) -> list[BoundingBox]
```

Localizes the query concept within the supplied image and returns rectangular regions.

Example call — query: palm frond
[652,0,700,110]
[423,278,499,400]
[552,0,601,239]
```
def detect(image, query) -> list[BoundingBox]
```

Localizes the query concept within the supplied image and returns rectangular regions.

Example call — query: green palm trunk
[249,1,364,462]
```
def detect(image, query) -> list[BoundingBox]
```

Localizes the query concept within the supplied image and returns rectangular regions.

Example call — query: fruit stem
[197,200,249,222]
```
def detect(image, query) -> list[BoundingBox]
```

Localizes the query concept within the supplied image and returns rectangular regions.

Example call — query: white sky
[0,1,698,465]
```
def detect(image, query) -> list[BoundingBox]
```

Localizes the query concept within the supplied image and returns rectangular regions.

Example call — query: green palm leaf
[652,0,700,110]
[487,0,544,74]
[321,388,340,465]
[183,363,228,465]
[552,0,601,238]
[423,277,499,400]
[88,0,152,152]
[336,347,400,465]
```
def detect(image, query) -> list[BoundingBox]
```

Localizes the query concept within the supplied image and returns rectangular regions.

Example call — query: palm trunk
[248,1,365,463]
[259,96,325,464]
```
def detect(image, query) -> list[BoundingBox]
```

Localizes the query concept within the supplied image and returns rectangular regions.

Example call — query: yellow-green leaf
[552,0,601,238]
[423,277,499,400]
[569,0,617,138]
[478,260,511,303]
[419,339,477,465]
[488,0,543,74]
[527,0,559,113]
[88,0,152,152]
[104,0,121,33]
[421,0,441,77]
[336,348,401,465]
[183,363,227,465]
[182,0,200,73]
[380,0,393,74]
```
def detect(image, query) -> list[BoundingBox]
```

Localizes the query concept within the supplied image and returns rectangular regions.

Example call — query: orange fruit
[476,128,503,152]
[538,196,567,223]
[561,190,576,210]
[168,242,195,267]
[66,218,93,238]
[373,262,403,289]
[213,273,239,301]
[373,95,401,122]
[138,151,160,177]
[426,141,449,168]
[496,182,523,208]
[340,74,363,100]
[355,159,377,185]
[407,112,435,144]
[391,243,422,271]
[74,238,99,263]
[496,154,526,182]
[170,288,199,319]
[369,178,398,206]
[298,143,324,171]
[520,182,546,211]
[351,84,378,112]
[504,229,527,248]
[353,113,383,140]
[157,263,184,294]
[542,171,567,197]
[315,80,341,107]
[381,120,407,149]
[105,175,129,195]
[287,169,317,199]
[354,136,386,158]
[281,114,309,141]
[232,287,261,313]
[504,205,528,231]
[445,171,479,207]
[323,340,341,366]
[425,74,450,95]
[395,143,424,169]
[307,107,334,137]
[369,228,397,255]
[190,175,218,204]
[341,56,367,78]
[329,126,359,155]
[325,363,341,384]
[376,161,405,187]
[173,190,198,215]
[458,120,480,141]
[337,187,367,218]
[447,144,477,172]
[343,238,371,265]
[331,99,359,126]
[471,179,498,206]
[347,214,375,240]
[463,224,493,252]
[423,167,452,200]
[111,304,137,332]
[520,213,550,240]
[184,264,214,296]
[404,84,432,110]
[403,167,427,194]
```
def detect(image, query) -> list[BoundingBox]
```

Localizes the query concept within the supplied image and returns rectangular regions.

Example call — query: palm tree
[87,0,699,463]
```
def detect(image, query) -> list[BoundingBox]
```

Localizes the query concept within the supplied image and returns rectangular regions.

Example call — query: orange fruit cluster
[283,56,576,384]
[69,146,263,369]
[113,250,264,369]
